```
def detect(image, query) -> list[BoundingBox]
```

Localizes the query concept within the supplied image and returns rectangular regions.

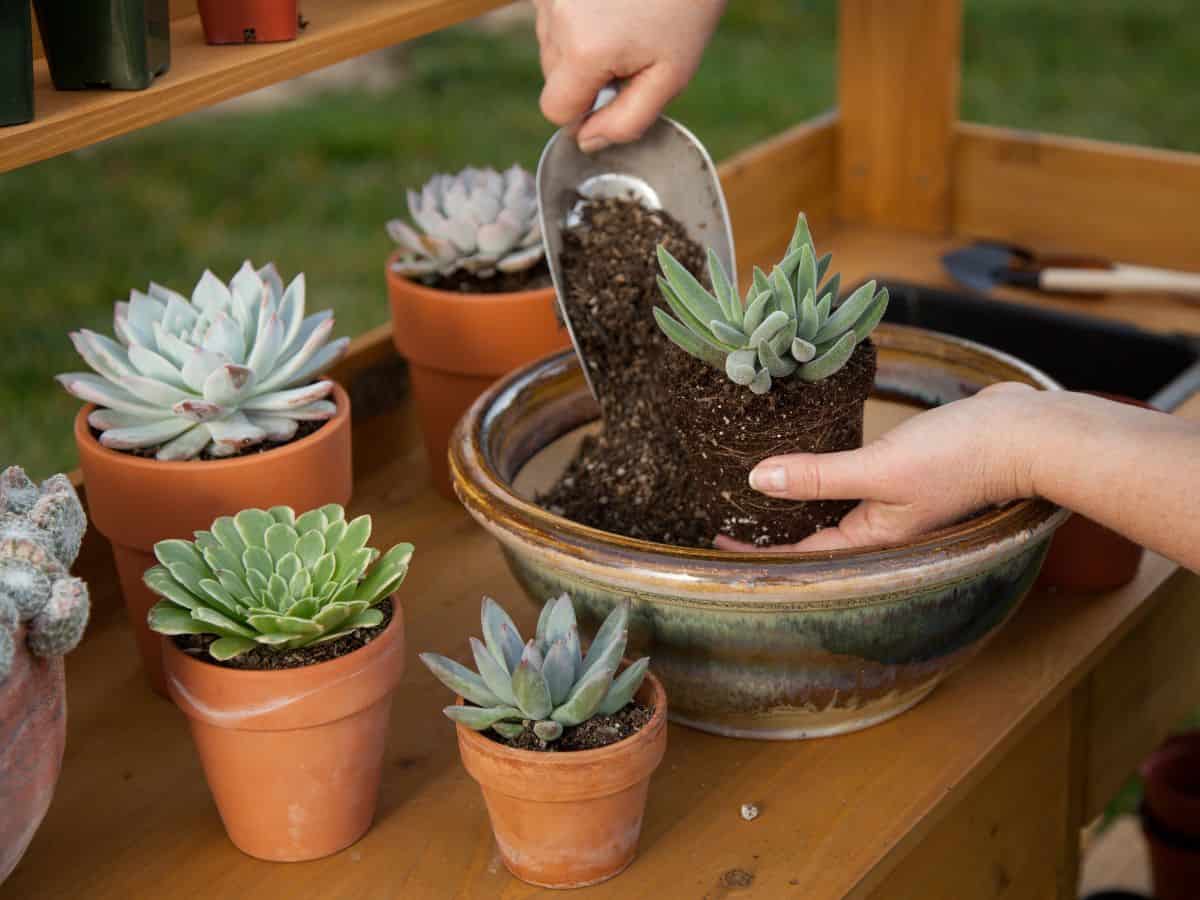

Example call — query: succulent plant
[387,165,544,280]
[0,467,91,683]
[57,262,350,461]
[144,504,413,661]
[420,594,649,744]
[654,213,889,394]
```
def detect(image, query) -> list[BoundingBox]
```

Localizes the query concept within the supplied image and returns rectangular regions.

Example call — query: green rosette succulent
[144,504,413,661]
[420,594,649,744]
[654,213,888,394]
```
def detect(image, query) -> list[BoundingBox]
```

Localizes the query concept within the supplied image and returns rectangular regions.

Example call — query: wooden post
[837,0,962,234]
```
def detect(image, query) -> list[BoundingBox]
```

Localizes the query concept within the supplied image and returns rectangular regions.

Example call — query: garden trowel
[536,88,736,400]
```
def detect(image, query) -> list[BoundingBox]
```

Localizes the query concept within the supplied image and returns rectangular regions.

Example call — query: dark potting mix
[539,197,876,547]
[487,701,655,753]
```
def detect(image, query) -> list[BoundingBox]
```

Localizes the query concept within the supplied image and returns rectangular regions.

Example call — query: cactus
[654,213,889,394]
[388,165,544,280]
[420,594,649,744]
[0,467,91,683]
[57,262,350,461]
[144,504,414,661]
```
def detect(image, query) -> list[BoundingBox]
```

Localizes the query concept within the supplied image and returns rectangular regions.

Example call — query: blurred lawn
[2,0,1198,478]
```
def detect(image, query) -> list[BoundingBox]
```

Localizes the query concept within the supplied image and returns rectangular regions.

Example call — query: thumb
[748,445,887,502]
[575,63,687,149]
[539,60,612,129]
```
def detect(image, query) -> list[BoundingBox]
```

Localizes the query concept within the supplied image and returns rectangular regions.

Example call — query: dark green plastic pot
[33,0,170,91]
[0,0,34,126]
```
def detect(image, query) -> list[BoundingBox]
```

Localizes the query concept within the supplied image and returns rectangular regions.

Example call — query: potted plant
[0,0,33,126]
[57,261,352,693]
[33,0,169,91]
[197,0,301,45]
[421,594,667,888]
[1,467,90,882]
[144,504,413,861]
[386,164,568,499]
[1140,732,1200,900]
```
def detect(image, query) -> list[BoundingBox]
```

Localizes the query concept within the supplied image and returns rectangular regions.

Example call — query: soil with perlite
[539,197,876,547]
[485,701,654,752]
[92,418,326,461]
[416,259,553,295]
[174,597,393,670]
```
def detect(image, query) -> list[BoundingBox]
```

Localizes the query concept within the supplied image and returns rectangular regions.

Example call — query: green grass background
[3,0,1198,478]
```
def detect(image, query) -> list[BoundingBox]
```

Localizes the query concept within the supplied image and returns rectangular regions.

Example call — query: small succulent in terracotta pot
[146,504,413,861]
[421,594,667,888]
[1,467,91,882]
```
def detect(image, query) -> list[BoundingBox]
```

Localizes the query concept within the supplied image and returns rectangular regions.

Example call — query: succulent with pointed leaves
[420,594,649,744]
[57,262,350,461]
[387,165,544,281]
[0,466,91,683]
[144,504,413,662]
[654,213,888,394]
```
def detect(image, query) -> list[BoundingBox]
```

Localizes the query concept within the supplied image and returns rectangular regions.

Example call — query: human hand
[714,383,1044,553]
[534,0,727,152]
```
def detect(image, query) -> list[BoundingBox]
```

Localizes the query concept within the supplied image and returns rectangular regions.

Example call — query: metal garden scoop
[536,94,735,400]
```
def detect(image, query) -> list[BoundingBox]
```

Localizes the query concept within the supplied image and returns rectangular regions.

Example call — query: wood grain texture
[953,122,1200,270]
[837,0,962,233]
[6,0,510,174]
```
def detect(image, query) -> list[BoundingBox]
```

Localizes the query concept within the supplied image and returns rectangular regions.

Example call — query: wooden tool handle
[1040,264,1200,296]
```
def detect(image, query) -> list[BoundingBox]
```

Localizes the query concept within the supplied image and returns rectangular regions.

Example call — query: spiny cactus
[0,467,91,683]
[420,595,649,744]
[655,213,888,394]
[144,504,414,661]
[57,262,350,461]
[388,165,543,280]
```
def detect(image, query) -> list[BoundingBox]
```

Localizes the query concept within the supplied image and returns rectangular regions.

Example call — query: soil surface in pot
[485,701,654,752]
[539,196,874,547]
[411,259,553,295]
[173,598,393,670]
[91,418,326,461]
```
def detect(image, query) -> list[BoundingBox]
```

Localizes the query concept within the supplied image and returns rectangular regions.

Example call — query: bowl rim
[450,324,1069,599]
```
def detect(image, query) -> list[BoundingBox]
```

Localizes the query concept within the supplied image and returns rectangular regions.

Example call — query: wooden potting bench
[4,2,1200,897]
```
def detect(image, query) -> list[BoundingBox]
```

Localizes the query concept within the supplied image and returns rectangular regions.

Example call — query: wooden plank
[4,0,510,174]
[953,122,1200,270]
[719,112,838,285]
[836,0,962,234]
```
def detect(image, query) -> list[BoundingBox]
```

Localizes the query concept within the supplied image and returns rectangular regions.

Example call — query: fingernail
[749,465,787,493]
[578,136,610,154]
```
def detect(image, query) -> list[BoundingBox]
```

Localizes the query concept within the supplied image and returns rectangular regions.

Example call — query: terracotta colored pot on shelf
[1036,393,1155,593]
[163,600,405,861]
[456,668,668,888]
[0,628,66,883]
[1140,732,1200,900]
[197,0,299,45]
[386,252,568,499]
[74,383,353,695]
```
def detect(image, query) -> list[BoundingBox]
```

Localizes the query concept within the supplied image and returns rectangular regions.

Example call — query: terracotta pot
[74,383,353,694]
[197,0,298,44]
[456,668,668,888]
[386,252,568,499]
[1037,393,1154,593]
[0,628,67,882]
[1140,732,1200,900]
[163,600,405,861]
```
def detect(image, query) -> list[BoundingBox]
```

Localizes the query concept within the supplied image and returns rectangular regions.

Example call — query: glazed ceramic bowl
[450,325,1068,739]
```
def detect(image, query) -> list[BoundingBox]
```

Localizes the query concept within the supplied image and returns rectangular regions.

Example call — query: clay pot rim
[385,250,554,305]
[72,380,349,474]
[454,666,668,768]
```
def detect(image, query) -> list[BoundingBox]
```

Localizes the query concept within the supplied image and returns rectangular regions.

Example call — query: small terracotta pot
[1037,393,1154,593]
[386,253,568,499]
[1140,732,1200,900]
[0,627,66,882]
[74,383,353,694]
[197,0,298,44]
[163,601,405,861]
[456,669,668,888]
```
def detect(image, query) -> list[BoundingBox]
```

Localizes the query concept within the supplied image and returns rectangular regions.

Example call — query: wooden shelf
[1,0,508,175]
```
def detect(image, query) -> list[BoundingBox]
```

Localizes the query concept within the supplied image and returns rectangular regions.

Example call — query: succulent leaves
[144,504,413,661]
[58,262,349,460]
[388,164,544,280]
[420,594,649,744]
[654,213,888,393]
